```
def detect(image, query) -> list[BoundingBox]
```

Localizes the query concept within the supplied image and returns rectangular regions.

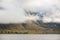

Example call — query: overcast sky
[0,0,60,23]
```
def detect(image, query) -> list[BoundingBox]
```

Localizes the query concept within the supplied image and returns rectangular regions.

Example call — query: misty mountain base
[0,21,60,34]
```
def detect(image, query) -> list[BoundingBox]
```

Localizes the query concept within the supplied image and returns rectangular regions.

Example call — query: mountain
[35,20,60,30]
[0,20,60,34]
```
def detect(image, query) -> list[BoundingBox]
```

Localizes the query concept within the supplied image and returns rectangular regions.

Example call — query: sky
[0,0,60,23]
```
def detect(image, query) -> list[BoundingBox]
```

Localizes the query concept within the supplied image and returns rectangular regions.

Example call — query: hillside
[0,21,60,34]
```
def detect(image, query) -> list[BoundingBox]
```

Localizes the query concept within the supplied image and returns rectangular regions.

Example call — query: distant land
[0,20,60,34]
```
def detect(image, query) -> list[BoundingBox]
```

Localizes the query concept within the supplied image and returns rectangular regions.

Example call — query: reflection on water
[0,34,60,40]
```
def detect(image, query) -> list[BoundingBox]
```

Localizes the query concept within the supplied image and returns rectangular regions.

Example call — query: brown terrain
[0,21,60,34]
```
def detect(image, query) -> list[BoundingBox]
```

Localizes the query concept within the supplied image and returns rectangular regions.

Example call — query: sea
[0,34,60,40]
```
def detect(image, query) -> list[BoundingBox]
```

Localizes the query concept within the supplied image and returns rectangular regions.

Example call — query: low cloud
[23,0,60,23]
[0,0,60,23]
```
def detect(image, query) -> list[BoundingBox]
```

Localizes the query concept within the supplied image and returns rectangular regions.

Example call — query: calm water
[0,34,60,40]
